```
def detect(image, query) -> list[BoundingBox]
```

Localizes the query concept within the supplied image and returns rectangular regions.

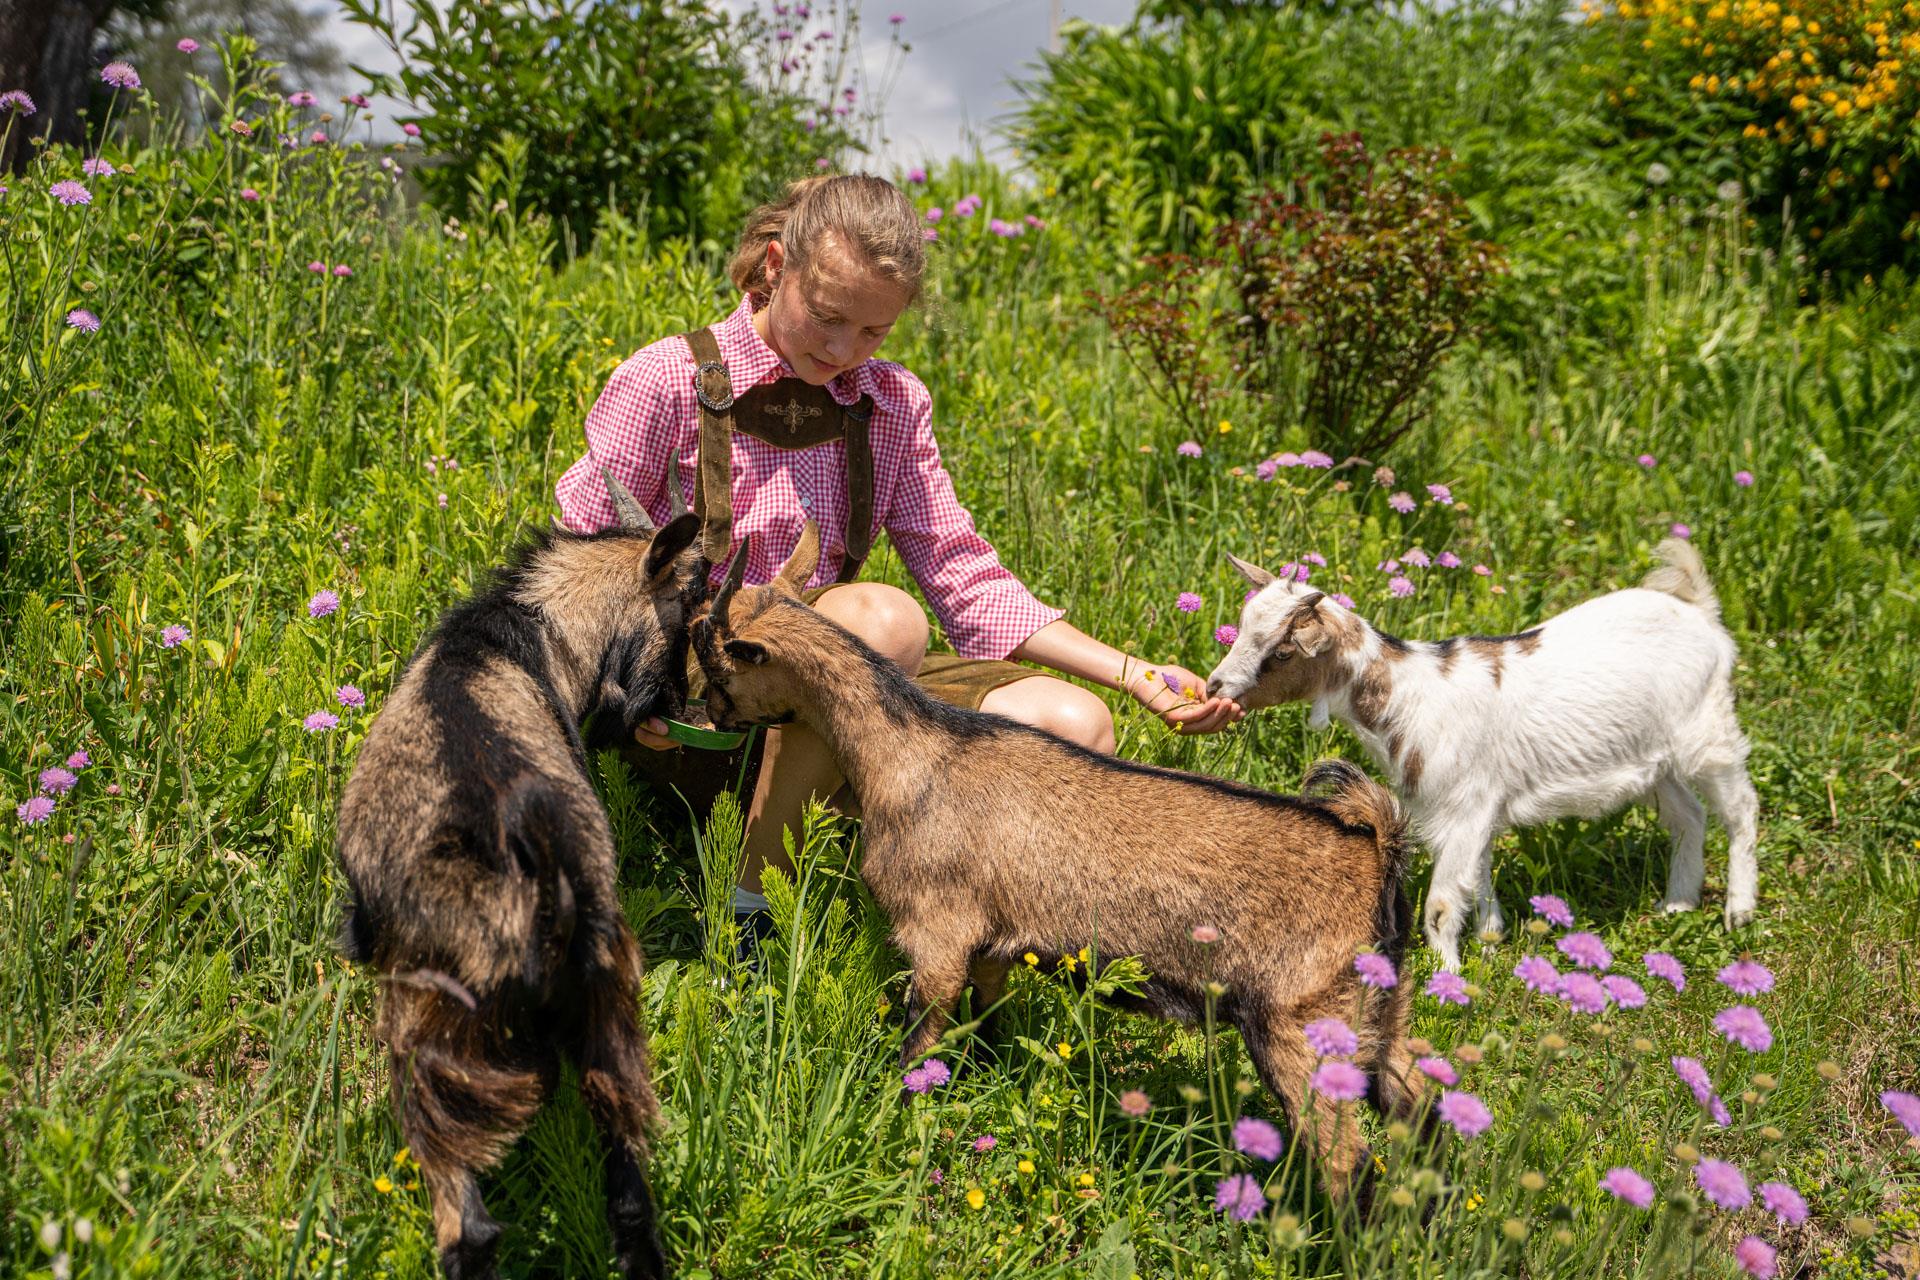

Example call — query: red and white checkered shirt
[556,296,1064,660]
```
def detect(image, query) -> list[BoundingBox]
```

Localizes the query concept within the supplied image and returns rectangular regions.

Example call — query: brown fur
[336,503,703,1280]
[695,526,1423,1201]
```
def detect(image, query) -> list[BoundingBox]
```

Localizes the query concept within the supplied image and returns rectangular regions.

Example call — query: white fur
[1207,549,1759,970]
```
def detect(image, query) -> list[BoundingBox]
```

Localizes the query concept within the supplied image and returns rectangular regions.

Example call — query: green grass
[3,22,1919,1280]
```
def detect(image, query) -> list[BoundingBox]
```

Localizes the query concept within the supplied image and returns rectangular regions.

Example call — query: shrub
[1589,0,1920,274]
[339,0,824,253]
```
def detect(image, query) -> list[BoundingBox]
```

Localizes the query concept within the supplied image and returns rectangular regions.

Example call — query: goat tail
[1642,536,1721,620]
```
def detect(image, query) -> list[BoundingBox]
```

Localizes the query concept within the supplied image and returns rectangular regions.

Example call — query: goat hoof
[1724,904,1755,930]
[1658,897,1699,916]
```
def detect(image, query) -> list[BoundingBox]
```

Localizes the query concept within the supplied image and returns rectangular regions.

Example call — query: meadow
[4,7,1920,1278]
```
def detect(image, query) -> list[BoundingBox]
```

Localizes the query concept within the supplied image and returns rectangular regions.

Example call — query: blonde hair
[728,174,927,302]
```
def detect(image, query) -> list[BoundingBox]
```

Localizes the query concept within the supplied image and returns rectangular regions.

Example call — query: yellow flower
[1062,955,1077,973]
[1834,99,1851,116]
[1023,952,1039,967]
[1018,1159,1036,1174]
[967,1187,986,1211]
[392,1147,411,1168]
[1057,1042,1075,1059]
[1076,946,1091,964]
[374,1175,394,1194]
[1077,1172,1096,1187]
[1465,1192,1485,1212]
[1791,93,1810,110]
[1217,419,1232,434]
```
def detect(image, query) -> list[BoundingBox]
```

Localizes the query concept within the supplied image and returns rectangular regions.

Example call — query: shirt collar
[717,294,866,407]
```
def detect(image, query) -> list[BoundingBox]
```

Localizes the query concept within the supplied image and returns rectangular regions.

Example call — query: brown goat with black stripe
[336,473,703,1280]
[693,524,1423,1199]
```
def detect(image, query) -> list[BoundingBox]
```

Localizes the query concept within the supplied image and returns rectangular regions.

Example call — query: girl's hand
[1127,661,1244,735]
[632,717,680,751]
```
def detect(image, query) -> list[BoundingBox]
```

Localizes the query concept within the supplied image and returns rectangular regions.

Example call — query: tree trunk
[0,0,117,174]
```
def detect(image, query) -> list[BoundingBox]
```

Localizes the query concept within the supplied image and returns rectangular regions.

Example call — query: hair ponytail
[728,173,926,302]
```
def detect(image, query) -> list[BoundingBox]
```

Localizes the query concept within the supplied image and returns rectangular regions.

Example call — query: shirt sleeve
[883,381,1065,660]
[555,349,681,533]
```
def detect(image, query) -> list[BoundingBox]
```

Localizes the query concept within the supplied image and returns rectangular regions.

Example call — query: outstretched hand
[1127,661,1244,735]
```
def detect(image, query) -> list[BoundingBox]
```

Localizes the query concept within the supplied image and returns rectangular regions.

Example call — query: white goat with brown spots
[1206,538,1759,970]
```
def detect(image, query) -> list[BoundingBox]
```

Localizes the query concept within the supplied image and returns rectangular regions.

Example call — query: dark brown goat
[336,473,703,1279]
[692,524,1423,1198]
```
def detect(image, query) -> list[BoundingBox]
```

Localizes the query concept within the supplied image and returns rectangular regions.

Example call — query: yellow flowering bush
[1589,0,1920,269]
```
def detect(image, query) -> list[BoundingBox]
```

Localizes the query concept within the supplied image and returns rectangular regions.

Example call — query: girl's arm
[1011,618,1243,734]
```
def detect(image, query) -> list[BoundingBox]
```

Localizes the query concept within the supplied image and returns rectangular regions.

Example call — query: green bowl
[662,702,747,750]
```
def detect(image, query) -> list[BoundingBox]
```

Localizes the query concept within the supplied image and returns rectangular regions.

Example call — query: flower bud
[1817,1060,1842,1081]
[1538,1033,1568,1053]
[1631,1036,1655,1054]
[1178,1084,1204,1104]
[1845,1216,1875,1239]
[1457,1043,1486,1064]
[1501,1218,1529,1242]
[1752,1073,1776,1091]
[1526,919,1551,936]
[1520,1171,1546,1192]
[1672,1142,1700,1164]
[1761,1125,1783,1142]
[1386,1121,1412,1143]
[1553,1227,1575,1246]
[1234,1078,1255,1097]
[1408,1037,1433,1056]
[1741,1089,1760,1106]
[1389,1187,1416,1208]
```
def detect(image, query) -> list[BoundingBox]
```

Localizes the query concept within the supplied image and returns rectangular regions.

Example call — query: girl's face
[756,235,910,385]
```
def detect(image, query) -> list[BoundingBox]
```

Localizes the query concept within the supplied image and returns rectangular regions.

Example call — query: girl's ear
[764,239,786,290]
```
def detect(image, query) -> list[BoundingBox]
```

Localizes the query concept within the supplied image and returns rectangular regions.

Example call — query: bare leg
[980,675,1117,754]
[739,584,927,893]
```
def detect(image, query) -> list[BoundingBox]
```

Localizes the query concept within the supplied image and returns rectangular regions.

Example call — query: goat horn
[666,454,691,519]
[713,535,752,625]
[601,466,653,532]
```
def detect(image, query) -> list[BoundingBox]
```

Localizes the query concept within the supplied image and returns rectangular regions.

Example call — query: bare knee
[816,583,928,674]
[983,679,1116,754]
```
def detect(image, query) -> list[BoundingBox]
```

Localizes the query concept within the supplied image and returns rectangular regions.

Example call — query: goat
[1205,537,1759,971]
[335,471,704,1280]
[691,522,1422,1199]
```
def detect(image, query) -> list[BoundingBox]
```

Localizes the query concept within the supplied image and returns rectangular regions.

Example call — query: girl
[556,174,1242,931]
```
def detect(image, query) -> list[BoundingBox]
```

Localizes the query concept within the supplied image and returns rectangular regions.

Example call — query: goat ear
[724,639,769,666]
[1290,593,1332,657]
[1226,552,1276,588]
[601,466,653,532]
[775,520,821,592]
[645,512,702,579]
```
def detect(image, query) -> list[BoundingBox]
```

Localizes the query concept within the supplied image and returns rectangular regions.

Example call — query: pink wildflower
[303,711,339,733]
[1637,453,1657,469]
[1716,959,1773,996]
[1437,1090,1492,1137]
[1558,972,1609,1014]
[1176,440,1202,457]
[973,1134,996,1153]
[1119,1090,1152,1117]
[1878,1090,1920,1138]
[1176,592,1202,613]
[1388,576,1414,598]
[1426,483,1453,504]
[1233,1116,1283,1160]
[1353,953,1396,988]
[1310,1061,1368,1102]
[1734,470,1754,487]
[38,768,77,795]
[1696,1159,1751,1211]
[1416,1056,1458,1085]
[1555,931,1612,970]
[1303,1018,1357,1058]
[101,62,141,90]
[1601,975,1646,1008]
[1601,1166,1655,1208]
[1758,1181,1807,1226]
[1213,1173,1266,1221]
[1299,450,1333,467]
[1514,955,1560,993]
[1644,952,1686,991]
[1388,492,1416,514]
[1214,624,1238,646]
[1714,1005,1773,1053]
[308,589,340,618]
[1425,971,1470,1005]
[1529,894,1573,926]
[17,796,55,825]
[1734,1236,1777,1279]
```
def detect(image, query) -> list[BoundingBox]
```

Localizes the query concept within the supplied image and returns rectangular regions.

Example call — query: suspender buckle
[693,360,735,413]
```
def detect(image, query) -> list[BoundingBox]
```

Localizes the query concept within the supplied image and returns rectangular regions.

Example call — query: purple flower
[1529,894,1573,927]
[1162,671,1183,693]
[1714,1005,1773,1053]
[1600,1166,1655,1209]
[922,228,937,242]
[1388,576,1415,598]
[1734,1235,1777,1280]
[1734,470,1754,487]
[1402,548,1432,569]
[240,187,259,201]
[988,218,1019,237]
[0,91,36,115]
[51,180,91,206]
[1119,1089,1152,1117]
[1644,952,1686,991]
[38,768,77,795]
[1303,552,1327,566]
[402,122,421,137]
[928,1165,943,1185]
[902,1057,951,1094]
[1300,450,1333,468]
[1695,1158,1751,1211]
[1437,1090,1492,1137]
[310,130,331,145]
[1711,1095,1732,1126]
[101,62,141,90]
[890,11,905,22]
[1176,440,1203,457]
[924,206,943,223]
[1176,592,1202,613]
[1417,1056,1458,1085]
[1558,972,1609,1014]
[1213,1173,1266,1221]
[1555,931,1612,971]
[1275,452,1301,468]
[973,1133,996,1152]
[1310,1061,1368,1102]
[1426,483,1453,504]
[1472,563,1491,576]
[308,589,341,619]
[307,261,326,274]
[1884,1090,1920,1138]
[1673,1056,1714,1105]
[160,624,190,648]
[348,93,371,108]
[1331,593,1355,610]
[1514,955,1560,993]
[332,264,352,277]
[286,90,316,107]
[1388,491,1416,514]
[1670,523,1692,539]
[1253,458,1278,481]
[1716,960,1774,996]
[1436,551,1461,568]
[66,751,90,770]
[302,711,339,733]
[336,684,366,709]
[65,309,100,332]
[1425,971,1470,1005]
[17,795,55,825]
[1304,1017,1357,1057]
[82,156,115,177]
[907,166,926,183]
[1637,453,1657,469]
[1234,1116,1283,1160]
[1378,559,1400,575]
[1759,1181,1807,1226]
[1354,953,1396,988]
[1214,624,1238,646]
[1025,215,1045,230]
[1601,975,1646,1008]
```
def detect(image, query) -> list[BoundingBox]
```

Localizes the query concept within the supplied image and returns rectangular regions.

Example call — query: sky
[318,0,1139,172]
